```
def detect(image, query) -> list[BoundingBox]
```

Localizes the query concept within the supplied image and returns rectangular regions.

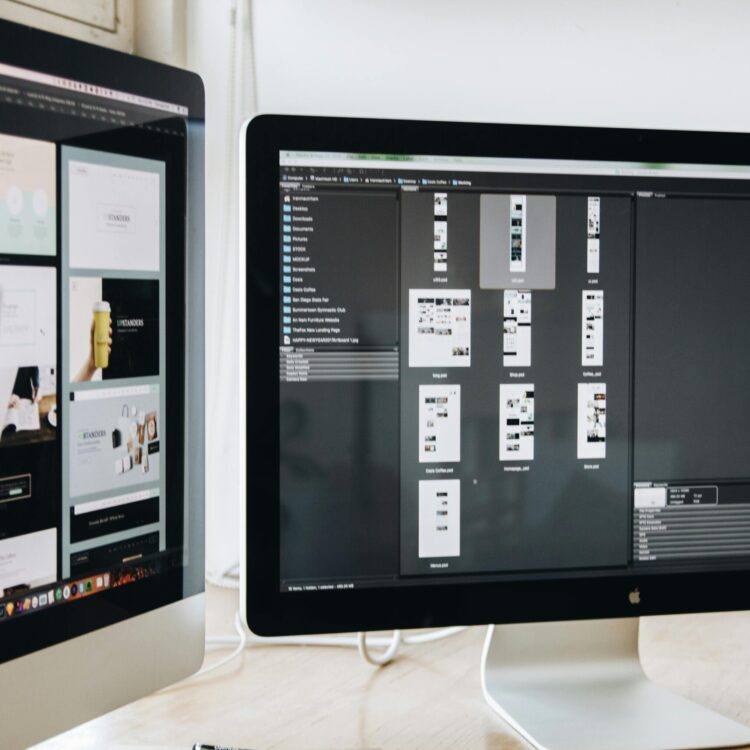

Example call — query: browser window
[0,61,187,623]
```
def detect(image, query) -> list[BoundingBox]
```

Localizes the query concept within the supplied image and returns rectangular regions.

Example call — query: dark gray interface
[278,152,750,592]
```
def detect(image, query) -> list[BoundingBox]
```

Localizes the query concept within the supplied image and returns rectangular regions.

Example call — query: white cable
[164,610,466,693]
[206,622,467,649]
[204,607,467,660]
[206,629,454,648]
[222,562,240,577]
[357,629,402,666]
[205,562,241,590]
[205,564,466,642]
[204,553,468,660]
[205,575,240,590]
[205,565,466,646]
[204,557,469,649]
[208,632,365,647]
[402,626,467,645]
[193,610,247,678]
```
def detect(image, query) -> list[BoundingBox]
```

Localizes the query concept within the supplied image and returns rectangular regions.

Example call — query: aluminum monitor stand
[481,617,750,750]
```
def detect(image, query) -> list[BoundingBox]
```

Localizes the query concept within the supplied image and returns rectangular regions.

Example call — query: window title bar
[280,151,750,181]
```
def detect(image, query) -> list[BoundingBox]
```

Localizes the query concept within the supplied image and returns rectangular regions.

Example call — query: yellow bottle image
[93,300,111,369]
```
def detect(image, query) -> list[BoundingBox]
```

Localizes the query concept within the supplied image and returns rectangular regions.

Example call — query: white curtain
[186,0,256,578]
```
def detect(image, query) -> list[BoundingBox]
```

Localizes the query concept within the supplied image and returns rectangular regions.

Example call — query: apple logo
[629,588,641,605]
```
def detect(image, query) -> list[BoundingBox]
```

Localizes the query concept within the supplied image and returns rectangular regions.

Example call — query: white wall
[186,0,256,577]
[253,0,750,132]
[0,0,133,51]
[134,0,186,66]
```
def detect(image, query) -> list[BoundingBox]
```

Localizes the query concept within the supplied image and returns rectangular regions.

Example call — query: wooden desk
[37,585,750,750]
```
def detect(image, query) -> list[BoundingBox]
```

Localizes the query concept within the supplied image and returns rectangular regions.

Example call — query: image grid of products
[499,383,535,461]
[418,384,461,463]
[408,289,471,368]
[503,289,532,368]
[577,382,607,459]
[62,145,167,579]
[509,194,527,273]
[418,478,460,559]
[582,290,604,367]
[587,196,601,274]
[433,192,448,273]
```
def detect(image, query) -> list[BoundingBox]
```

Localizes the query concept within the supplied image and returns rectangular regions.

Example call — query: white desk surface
[36,584,750,750]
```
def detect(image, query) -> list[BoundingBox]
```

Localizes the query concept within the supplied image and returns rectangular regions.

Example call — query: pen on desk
[193,744,255,750]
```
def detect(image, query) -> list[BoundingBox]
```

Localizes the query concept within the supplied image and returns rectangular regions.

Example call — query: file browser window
[277,150,750,592]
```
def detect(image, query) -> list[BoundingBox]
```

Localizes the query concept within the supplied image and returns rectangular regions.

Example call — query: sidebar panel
[279,188,401,588]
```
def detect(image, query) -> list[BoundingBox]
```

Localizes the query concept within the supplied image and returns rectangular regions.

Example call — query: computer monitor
[0,21,205,749]
[242,115,750,750]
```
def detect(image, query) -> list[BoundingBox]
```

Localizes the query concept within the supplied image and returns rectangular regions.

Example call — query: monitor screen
[275,147,750,594]
[0,36,203,663]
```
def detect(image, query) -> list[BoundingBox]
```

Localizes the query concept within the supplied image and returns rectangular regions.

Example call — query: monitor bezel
[0,18,205,668]
[243,113,750,636]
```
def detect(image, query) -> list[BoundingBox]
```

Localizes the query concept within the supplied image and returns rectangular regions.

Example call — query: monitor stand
[481,617,750,750]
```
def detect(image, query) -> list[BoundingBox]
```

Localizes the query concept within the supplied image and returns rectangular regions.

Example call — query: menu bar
[281,150,750,182]
[0,61,188,115]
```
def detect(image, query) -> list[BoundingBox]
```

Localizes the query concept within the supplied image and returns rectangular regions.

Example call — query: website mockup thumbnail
[68,384,160,499]
[0,133,56,257]
[65,148,163,273]
[69,276,159,382]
